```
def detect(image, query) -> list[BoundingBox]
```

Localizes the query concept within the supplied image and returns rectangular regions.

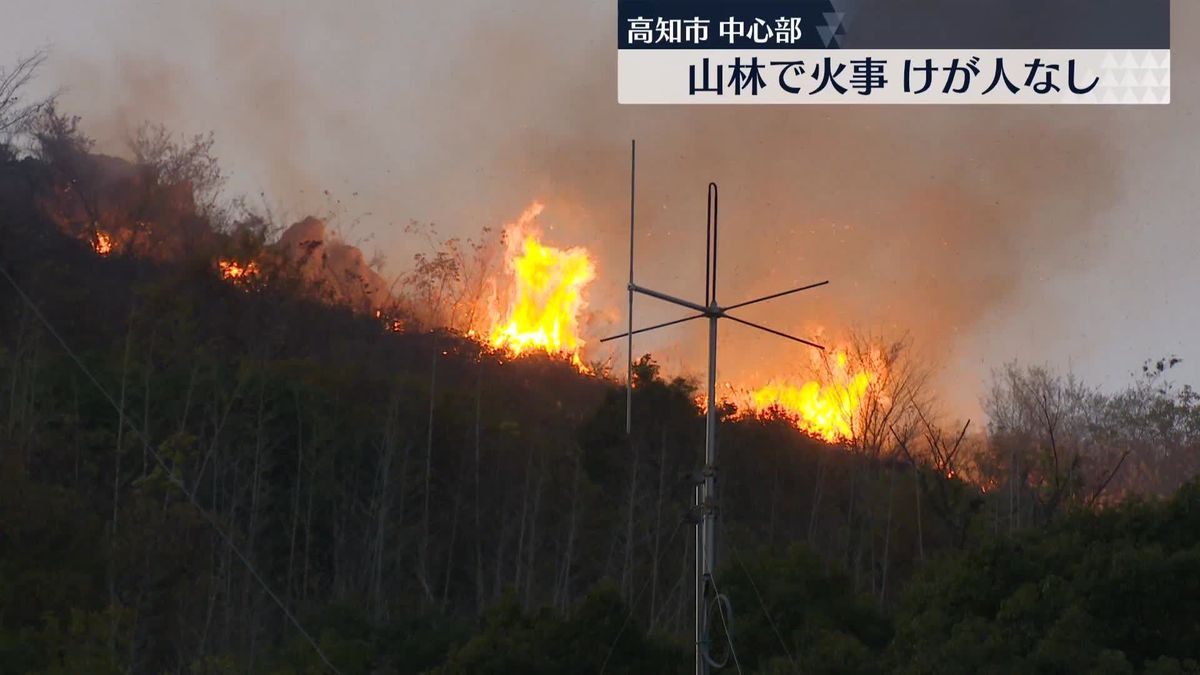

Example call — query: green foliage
[890,482,1200,674]
[436,582,686,675]
[261,603,468,674]
[715,545,892,675]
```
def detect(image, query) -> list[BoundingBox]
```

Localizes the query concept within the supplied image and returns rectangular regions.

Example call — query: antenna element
[607,142,830,674]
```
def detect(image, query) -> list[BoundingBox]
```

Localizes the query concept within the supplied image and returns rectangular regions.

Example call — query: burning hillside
[466,203,887,441]
[738,349,885,444]
[56,138,883,444]
[18,106,886,446]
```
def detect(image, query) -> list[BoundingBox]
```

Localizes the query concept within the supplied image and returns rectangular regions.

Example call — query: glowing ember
[375,309,405,333]
[488,202,596,372]
[92,231,113,255]
[219,259,260,285]
[743,350,877,443]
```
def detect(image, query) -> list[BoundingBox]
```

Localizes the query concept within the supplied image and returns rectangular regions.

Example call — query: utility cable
[0,260,342,675]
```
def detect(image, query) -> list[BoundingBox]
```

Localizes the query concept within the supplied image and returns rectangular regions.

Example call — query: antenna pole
[698,183,720,675]
[611,147,828,673]
[697,312,719,674]
[627,140,636,434]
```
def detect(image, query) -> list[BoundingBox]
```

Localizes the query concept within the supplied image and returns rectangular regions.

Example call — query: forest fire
[740,350,880,443]
[218,259,260,285]
[91,231,113,255]
[463,203,884,437]
[487,203,596,372]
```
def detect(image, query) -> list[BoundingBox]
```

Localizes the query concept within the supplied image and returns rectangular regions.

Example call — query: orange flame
[488,202,596,372]
[219,259,260,286]
[375,309,405,333]
[742,350,878,443]
[92,231,113,255]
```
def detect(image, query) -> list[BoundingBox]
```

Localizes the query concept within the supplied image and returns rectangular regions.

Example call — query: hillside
[2,105,1199,675]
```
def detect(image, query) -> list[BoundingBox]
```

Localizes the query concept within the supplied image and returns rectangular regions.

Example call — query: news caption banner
[617,0,1171,104]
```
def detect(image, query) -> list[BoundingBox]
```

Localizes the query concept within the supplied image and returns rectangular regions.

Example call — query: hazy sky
[2,0,1196,419]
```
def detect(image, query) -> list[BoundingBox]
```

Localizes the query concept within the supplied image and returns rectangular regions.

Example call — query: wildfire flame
[219,259,260,286]
[488,202,596,372]
[742,350,879,443]
[375,309,405,333]
[92,231,113,255]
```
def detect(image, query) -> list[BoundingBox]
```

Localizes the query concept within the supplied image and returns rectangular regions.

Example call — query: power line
[727,533,797,669]
[598,518,686,675]
[0,260,342,675]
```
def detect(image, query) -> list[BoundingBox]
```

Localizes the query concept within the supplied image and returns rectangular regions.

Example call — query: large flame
[742,350,878,443]
[488,202,596,372]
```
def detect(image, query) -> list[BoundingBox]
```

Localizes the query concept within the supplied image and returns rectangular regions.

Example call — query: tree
[0,50,50,149]
[889,481,1200,674]
[713,545,892,675]
[1105,357,1200,497]
[984,363,1124,526]
[435,583,686,675]
[128,122,227,222]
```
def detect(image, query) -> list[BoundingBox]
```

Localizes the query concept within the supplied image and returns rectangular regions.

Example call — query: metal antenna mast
[603,140,829,674]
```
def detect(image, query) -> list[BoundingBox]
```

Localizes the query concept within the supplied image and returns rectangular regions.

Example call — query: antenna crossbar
[620,141,831,675]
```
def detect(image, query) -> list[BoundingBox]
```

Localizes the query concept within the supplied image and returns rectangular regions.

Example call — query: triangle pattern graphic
[817,25,835,47]
[827,0,856,32]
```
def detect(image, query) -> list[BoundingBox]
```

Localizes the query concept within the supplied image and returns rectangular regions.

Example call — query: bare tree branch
[0,50,51,138]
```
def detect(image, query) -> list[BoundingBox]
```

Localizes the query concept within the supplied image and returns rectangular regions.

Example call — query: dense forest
[1,55,1199,674]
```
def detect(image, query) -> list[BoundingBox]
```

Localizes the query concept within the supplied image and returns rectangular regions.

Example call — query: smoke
[31,0,1182,415]
[275,216,392,312]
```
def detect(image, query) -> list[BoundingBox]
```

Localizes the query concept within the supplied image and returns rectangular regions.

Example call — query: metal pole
[627,140,636,434]
[695,481,706,675]
[613,154,827,673]
[697,182,720,675]
[705,314,718,581]
[697,313,719,675]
